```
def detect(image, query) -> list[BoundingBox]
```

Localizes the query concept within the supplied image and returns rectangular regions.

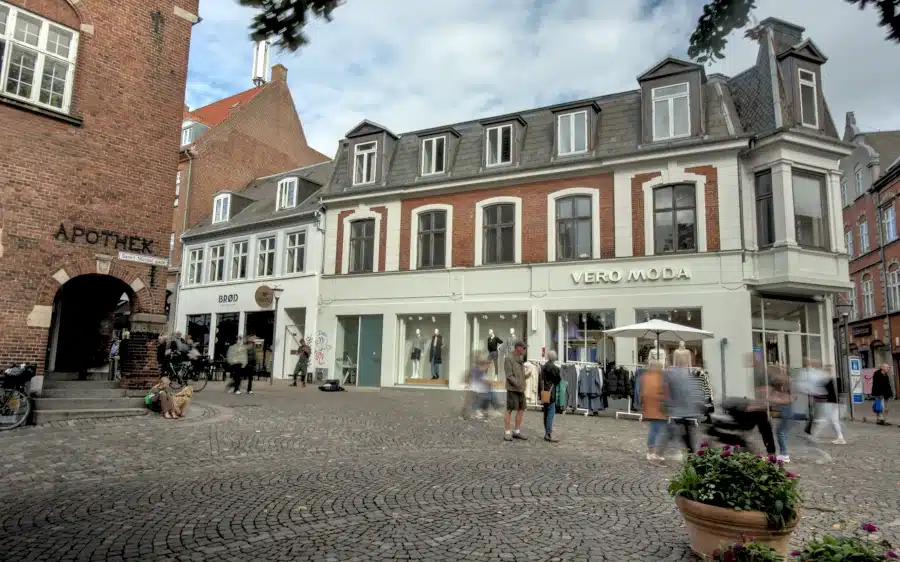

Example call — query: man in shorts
[504,341,530,441]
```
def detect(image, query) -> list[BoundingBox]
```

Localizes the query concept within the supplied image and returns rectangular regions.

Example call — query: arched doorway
[46,274,134,374]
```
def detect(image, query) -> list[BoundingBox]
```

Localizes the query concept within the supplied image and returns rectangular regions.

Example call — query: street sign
[117,251,168,267]
[254,285,274,308]
[849,356,863,403]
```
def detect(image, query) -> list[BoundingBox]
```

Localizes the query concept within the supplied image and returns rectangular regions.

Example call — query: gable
[777,40,827,64]
[346,120,398,139]
[638,57,704,82]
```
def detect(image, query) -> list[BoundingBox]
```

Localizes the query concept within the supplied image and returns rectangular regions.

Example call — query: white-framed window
[651,82,690,141]
[798,69,818,128]
[421,136,446,176]
[474,196,523,266]
[175,171,181,197]
[848,281,858,320]
[862,274,875,317]
[485,124,513,166]
[277,177,298,210]
[0,3,79,113]
[840,181,848,207]
[860,221,870,253]
[855,167,863,196]
[186,247,203,286]
[409,204,453,270]
[169,233,175,261]
[557,111,588,156]
[352,141,377,186]
[257,236,275,277]
[889,265,900,312]
[230,240,248,280]
[212,194,230,224]
[208,244,225,283]
[284,231,306,274]
[349,219,376,273]
[181,125,193,146]
[846,230,854,258]
[884,206,897,243]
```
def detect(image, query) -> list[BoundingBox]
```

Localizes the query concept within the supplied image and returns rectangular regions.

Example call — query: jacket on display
[487,336,503,352]
[429,335,443,364]
[560,363,579,410]
[577,366,604,412]
[603,366,631,398]
[504,354,526,392]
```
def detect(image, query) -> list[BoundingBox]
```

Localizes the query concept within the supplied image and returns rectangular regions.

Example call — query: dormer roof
[345,119,399,140]
[638,57,706,82]
[478,113,527,128]
[412,125,462,139]
[776,38,827,63]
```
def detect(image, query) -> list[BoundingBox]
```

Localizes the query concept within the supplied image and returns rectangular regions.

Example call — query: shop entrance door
[357,315,383,387]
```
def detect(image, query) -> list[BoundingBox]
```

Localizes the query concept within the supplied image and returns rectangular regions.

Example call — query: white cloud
[187,0,900,155]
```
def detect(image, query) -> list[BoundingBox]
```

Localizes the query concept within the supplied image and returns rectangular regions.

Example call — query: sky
[185,0,900,156]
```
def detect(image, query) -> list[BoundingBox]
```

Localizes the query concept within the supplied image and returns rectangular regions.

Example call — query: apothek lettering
[218,294,239,304]
[54,224,153,254]
[571,267,691,285]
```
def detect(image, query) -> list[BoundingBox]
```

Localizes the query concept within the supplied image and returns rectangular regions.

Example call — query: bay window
[791,171,829,249]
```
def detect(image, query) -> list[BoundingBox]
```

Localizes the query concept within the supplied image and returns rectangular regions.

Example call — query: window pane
[364,220,375,236]
[423,140,434,173]
[557,221,573,260]
[0,6,9,35]
[14,14,41,46]
[433,232,445,266]
[654,99,669,139]
[575,218,591,258]
[484,206,497,226]
[574,113,587,152]
[487,128,498,165]
[434,137,445,173]
[559,115,572,154]
[557,198,573,219]
[575,196,591,217]
[484,227,497,263]
[654,211,674,253]
[757,197,775,246]
[800,83,816,126]
[500,203,514,224]
[654,187,672,210]
[363,238,374,271]
[755,170,773,197]
[500,127,512,163]
[433,211,446,230]
[500,226,514,262]
[675,184,694,208]
[40,58,68,108]
[417,233,428,267]
[47,27,73,58]
[654,83,688,98]
[792,172,828,248]
[419,212,432,231]
[6,46,36,98]
[676,209,696,251]
[673,96,690,136]
[351,221,363,237]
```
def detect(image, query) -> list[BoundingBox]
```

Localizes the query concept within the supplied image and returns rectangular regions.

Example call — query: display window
[398,314,451,383]
[467,312,527,382]
[751,296,824,389]
[546,311,616,367]
[634,308,703,367]
[186,314,211,356]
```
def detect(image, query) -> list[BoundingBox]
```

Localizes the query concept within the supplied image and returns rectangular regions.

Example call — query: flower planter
[675,496,799,559]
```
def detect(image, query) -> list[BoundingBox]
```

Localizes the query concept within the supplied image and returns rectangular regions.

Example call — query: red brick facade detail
[396,174,615,269]
[372,206,388,273]
[334,210,355,273]
[631,172,662,256]
[685,165,720,251]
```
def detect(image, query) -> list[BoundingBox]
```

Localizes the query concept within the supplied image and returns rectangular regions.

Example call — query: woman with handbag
[872,363,894,425]
[539,351,562,442]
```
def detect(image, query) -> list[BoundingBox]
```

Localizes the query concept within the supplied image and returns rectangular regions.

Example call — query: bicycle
[0,364,37,431]
[166,356,209,392]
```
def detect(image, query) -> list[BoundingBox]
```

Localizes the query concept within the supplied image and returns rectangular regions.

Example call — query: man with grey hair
[540,350,562,442]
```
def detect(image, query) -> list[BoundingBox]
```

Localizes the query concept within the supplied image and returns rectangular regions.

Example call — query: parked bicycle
[166,356,209,392]
[0,364,37,431]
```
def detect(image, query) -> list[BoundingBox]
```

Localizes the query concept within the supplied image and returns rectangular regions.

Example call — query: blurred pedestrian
[810,366,845,444]
[872,363,894,425]
[539,351,561,442]
[641,364,667,462]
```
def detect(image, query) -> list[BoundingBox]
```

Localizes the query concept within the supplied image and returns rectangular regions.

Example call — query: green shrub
[712,538,782,561]
[791,523,897,561]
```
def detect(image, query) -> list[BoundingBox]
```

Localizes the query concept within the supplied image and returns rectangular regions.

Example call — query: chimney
[271,64,287,83]
[844,111,860,142]
[759,17,805,55]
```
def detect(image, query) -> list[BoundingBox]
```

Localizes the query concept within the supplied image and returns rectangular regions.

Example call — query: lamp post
[834,301,853,420]
[271,287,284,386]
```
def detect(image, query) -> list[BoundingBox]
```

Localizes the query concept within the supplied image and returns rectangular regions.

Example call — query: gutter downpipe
[171,148,195,336]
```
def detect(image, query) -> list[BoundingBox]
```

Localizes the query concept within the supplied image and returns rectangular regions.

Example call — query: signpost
[849,356,863,404]
[117,251,168,267]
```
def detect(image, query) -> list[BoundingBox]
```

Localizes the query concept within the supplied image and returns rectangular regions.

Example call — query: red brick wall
[334,210,354,273]
[631,172,661,256]
[686,165,720,251]
[372,206,388,273]
[0,0,198,373]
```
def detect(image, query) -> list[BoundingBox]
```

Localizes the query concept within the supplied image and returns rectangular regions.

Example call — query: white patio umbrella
[603,318,714,357]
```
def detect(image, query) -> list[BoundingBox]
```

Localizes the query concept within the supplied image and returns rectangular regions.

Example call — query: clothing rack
[527,360,604,415]
[614,364,643,422]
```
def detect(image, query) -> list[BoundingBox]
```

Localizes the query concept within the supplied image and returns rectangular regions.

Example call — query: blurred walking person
[810,366,845,444]
[539,351,561,442]
[641,364,668,462]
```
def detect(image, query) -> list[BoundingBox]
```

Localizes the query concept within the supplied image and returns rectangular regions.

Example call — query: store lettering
[54,223,153,254]
[218,294,239,304]
[571,267,691,285]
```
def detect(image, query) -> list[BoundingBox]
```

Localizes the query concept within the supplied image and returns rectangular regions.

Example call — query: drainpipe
[171,148,195,334]
[719,337,728,400]
[875,199,895,381]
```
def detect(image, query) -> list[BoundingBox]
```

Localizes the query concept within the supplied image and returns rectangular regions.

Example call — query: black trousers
[669,418,696,452]
[227,366,253,392]
[754,411,777,455]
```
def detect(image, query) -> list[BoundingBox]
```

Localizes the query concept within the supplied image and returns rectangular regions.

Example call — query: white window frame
[884,206,897,243]
[284,230,306,274]
[409,204,453,270]
[474,196,522,266]
[840,181,848,207]
[230,239,248,280]
[849,281,858,321]
[421,136,447,176]
[0,3,80,113]
[546,188,601,261]
[798,69,819,129]
[352,141,377,186]
[169,233,175,261]
[557,111,588,156]
[181,125,193,146]
[185,247,204,286]
[862,274,875,317]
[340,209,381,274]
[256,235,276,278]
[860,221,870,253]
[855,167,863,196]
[175,171,181,197]
[640,171,708,255]
[212,194,231,224]
[277,177,299,210]
[485,124,513,167]
[207,244,225,283]
[889,266,900,312]
[846,230,854,258]
[651,82,691,141]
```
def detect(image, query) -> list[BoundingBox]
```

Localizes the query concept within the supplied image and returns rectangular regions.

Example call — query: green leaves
[239,0,343,52]
[794,535,891,561]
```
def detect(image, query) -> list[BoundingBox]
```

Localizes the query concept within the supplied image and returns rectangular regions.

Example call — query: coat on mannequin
[486,329,503,379]
[410,328,423,378]
[672,341,693,368]
[647,341,666,367]
[429,329,443,379]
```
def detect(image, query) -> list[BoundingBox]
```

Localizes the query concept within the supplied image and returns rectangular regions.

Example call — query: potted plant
[791,522,898,561]
[668,443,801,558]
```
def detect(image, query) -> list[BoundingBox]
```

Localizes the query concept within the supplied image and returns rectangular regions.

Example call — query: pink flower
[790,551,801,558]
[786,471,796,480]
[887,551,898,559]
[700,442,711,448]
[697,449,706,456]
[861,522,879,533]
[777,459,785,467]
[721,450,732,458]
[723,444,731,451]
[768,455,777,463]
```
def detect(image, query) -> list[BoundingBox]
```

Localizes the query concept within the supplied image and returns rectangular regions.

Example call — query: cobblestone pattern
[1,383,899,561]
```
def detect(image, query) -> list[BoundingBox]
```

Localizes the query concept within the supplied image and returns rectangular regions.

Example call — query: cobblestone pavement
[2,382,899,561]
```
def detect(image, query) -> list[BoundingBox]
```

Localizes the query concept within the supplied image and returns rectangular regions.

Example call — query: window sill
[0,94,83,127]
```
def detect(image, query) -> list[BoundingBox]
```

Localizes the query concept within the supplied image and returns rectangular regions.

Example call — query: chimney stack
[271,64,287,82]
[759,17,805,55]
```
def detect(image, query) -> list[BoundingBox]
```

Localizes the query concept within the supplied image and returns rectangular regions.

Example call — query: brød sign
[571,267,691,284]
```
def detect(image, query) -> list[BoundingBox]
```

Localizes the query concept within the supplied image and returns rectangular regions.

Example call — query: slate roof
[865,131,900,169]
[183,161,334,240]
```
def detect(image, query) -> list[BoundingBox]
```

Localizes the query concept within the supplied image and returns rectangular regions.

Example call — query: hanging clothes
[560,363,579,411]
[633,368,644,411]
[578,365,604,412]
[555,379,568,414]
[524,361,539,404]
[603,366,631,399]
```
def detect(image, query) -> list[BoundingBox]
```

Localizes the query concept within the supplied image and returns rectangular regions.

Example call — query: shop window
[213,312,239,361]
[792,171,829,249]
[257,236,275,277]
[185,314,211,357]
[285,231,306,274]
[186,247,203,286]
[860,221,870,253]
[889,265,900,311]
[417,210,446,268]
[635,308,703,366]
[398,314,451,382]
[862,274,875,317]
[653,184,696,254]
[231,240,248,280]
[754,170,775,247]
[556,195,592,260]
[546,311,616,366]
[467,313,528,382]
[336,317,359,385]
[482,203,515,264]
[207,244,225,283]
[349,219,376,273]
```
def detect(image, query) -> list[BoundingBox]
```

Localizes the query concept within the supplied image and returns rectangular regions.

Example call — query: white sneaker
[235,390,242,395]
[646,452,655,461]
[832,438,846,445]
[473,411,485,420]
[777,455,790,463]
[228,389,235,394]
[248,391,254,395]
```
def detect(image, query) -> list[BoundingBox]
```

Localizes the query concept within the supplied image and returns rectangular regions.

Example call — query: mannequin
[672,341,693,368]
[647,341,666,367]
[410,328,423,378]
[429,328,443,379]
[486,329,503,380]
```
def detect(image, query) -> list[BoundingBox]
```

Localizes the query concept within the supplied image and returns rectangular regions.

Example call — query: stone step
[39,388,130,398]
[42,379,121,390]
[34,397,146,411]
[33,408,148,424]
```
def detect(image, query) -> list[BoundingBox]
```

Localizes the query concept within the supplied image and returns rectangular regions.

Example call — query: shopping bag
[540,388,552,405]
[874,397,885,414]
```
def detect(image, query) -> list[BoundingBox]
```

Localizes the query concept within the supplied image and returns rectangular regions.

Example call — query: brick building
[0,0,198,389]
[169,63,330,327]
[305,18,853,399]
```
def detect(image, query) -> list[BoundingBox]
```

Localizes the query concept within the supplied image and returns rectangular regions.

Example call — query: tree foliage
[688,0,900,64]
[239,0,344,51]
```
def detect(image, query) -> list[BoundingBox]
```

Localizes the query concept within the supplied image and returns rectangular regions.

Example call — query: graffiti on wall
[312,330,332,366]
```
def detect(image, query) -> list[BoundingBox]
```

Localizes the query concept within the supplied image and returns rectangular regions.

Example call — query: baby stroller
[705,397,762,453]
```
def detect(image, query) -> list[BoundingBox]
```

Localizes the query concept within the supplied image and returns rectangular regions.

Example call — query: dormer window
[212,194,230,224]
[652,83,690,141]
[181,125,193,146]
[557,111,588,156]
[353,141,377,186]
[277,177,298,210]
[486,124,512,167]
[798,69,818,128]
[421,136,446,176]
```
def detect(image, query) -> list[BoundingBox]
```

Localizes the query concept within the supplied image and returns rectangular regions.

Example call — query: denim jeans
[543,403,556,436]
[647,420,667,448]
[473,391,494,412]
[431,361,441,379]
[777,404,793,455]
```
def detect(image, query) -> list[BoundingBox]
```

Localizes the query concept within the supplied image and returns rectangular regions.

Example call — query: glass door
[358,315,383,387]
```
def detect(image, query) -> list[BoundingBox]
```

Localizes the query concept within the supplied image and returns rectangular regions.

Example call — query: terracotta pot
[675,496,799,559]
